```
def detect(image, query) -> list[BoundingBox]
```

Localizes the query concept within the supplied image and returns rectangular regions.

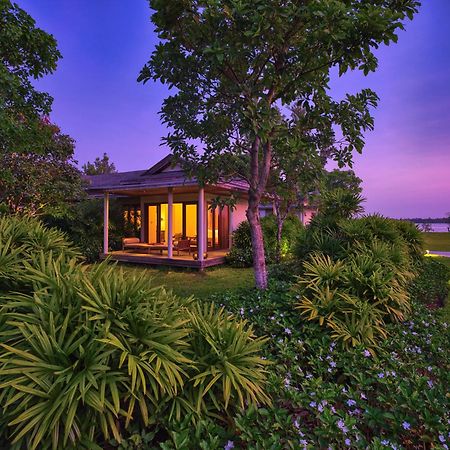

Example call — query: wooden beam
[168,188,173,258]
[103,192,109,254]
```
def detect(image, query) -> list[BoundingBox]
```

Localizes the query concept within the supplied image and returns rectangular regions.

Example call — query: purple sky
[19,0,450,218]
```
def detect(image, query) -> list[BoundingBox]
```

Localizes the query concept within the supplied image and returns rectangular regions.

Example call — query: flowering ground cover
[207,282,450,449]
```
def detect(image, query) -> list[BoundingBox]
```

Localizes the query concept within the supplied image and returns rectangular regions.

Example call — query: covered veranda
[101,185,234,270]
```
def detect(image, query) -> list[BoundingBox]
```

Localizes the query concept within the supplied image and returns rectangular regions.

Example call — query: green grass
[107,264,255,299]
[431,257,450,322]
[422,232,450,252]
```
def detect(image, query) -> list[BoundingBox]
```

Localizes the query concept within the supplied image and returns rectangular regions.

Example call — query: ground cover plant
[206,283,450,449]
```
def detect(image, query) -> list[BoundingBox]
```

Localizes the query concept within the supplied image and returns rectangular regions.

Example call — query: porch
[101,185,239,270]
[102,249,228,269]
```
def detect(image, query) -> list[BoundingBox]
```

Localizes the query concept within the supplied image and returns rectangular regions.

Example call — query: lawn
[434,256,450,322]
[114,264,255,299]
[422,232,450,251]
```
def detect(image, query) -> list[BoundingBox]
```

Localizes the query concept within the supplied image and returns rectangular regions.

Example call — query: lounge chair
[122,237,152,252]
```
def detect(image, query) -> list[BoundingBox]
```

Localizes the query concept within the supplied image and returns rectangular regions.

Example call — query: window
[123,205,141,236]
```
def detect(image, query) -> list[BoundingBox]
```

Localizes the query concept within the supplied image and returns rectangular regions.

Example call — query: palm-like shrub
[187,303,270,413]
[0,216,270,449]
[295,246,413,348]
[0,215,79,291]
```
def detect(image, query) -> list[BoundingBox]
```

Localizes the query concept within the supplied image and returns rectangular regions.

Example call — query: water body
[414,223,450,232]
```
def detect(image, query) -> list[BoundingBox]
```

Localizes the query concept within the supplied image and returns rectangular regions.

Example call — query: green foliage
[0,215,269,449]
[309,188,365,229]
[187,303,270,413]
[227,215,302,267]
[0,1,61,153]
[45,198,131,262]
[296,214,424,266]
[410,258,450,307]
[294,252,411,348]
[207,283,450,449]
[292,215,426,348]
[0,214,79,291]
[82,152,117,175]
[322,169,363,195]
[0,140,84,217]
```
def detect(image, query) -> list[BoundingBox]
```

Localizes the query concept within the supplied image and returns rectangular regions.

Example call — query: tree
[0,0,61,154]
[323,169,363,195]
[140,0,420,289]
[82,153,117,175]
[0,121,84,217]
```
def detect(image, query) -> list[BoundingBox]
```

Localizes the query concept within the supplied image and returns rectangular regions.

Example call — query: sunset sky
[20,0,450,218]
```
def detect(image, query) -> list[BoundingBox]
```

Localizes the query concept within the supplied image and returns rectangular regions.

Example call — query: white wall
[231,198,248,231]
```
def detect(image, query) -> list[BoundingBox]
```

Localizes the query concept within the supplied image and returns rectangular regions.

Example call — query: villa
[85,155,315,269]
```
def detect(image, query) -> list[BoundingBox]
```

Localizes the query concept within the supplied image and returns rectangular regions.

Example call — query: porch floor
[102,249,228,269]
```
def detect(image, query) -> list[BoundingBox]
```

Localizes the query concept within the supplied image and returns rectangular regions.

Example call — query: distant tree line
[403,218,450,224]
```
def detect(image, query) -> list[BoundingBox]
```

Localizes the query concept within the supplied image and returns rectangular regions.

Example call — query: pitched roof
[83,155,248,194]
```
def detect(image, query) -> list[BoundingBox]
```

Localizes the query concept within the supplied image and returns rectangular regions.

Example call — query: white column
[167,188,173,258]
[103,192,109,254]
[197,187,205,261]
[140,197,145,242]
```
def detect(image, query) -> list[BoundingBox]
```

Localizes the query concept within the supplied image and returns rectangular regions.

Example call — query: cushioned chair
[122,237,152,252]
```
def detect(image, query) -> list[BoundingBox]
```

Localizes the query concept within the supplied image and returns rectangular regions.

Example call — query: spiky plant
[186,303,270,415]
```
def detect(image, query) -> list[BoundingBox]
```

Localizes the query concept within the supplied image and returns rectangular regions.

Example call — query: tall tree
[82,153,117,175]
[0,120,83,217]
[140,0,420,289]
[323,169,363,195]
[0,0,61,154]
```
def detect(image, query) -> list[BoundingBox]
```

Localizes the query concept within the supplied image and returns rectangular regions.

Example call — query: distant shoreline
[401,218,450,224]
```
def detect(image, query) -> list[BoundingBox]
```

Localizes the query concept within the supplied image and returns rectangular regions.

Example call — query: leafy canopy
[141,0,420,289]
[0,0,61,153]
[140,0,420,183]
[0,121,84,217]
[82,152,117,175]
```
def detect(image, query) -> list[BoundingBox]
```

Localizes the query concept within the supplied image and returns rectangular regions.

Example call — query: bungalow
[85,155,315,269]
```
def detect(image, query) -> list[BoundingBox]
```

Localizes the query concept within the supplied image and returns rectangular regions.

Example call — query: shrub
[410,257,450,307]
[227,215,302,267]
[0,214,79,291]
[44,198,134,262]
[293,252,411,348]
[0,215,269,449]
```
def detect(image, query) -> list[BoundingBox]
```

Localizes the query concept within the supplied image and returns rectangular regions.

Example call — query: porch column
[228,206,233,249]
[140,197,145,242]
[103,192,109,254]
[167,187,173,258]
[197,187,205,261]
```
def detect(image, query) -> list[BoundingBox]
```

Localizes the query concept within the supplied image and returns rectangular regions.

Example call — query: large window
[146,202,197,244]
[146,202,229,249]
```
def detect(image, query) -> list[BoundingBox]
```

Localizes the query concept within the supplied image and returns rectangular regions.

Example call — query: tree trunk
[246,137,272,290]
[247,198,268,290]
